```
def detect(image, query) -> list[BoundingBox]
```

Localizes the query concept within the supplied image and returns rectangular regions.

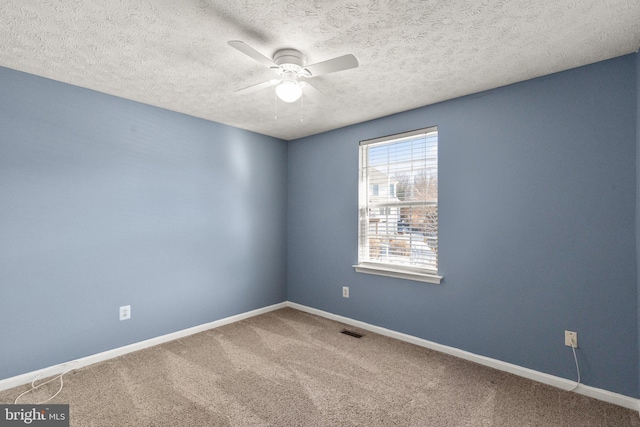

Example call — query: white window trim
[355,126,442,284]
[353,262,443,284]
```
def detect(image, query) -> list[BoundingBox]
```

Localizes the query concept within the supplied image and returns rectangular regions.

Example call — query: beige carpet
[1,307,638,426]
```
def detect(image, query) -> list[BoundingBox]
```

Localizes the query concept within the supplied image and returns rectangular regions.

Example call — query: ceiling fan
[228,40,359,103]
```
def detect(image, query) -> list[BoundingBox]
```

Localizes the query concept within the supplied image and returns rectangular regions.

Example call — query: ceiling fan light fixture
[229,40,358,105]
[276,80,302,103]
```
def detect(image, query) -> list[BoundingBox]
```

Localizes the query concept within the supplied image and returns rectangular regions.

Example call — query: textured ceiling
[1,0,639,141]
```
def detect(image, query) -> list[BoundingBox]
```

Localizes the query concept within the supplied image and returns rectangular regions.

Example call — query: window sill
[353,263,442,284]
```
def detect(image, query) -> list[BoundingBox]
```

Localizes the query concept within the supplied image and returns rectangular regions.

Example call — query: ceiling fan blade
[235,79,280,94]
[300,81,325,103]
[304,54,359,77]
[228,40,277,68]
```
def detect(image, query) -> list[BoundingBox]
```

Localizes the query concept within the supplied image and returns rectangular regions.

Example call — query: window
[354,126,441,284]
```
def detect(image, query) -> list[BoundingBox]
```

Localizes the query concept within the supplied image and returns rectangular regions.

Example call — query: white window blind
[357,127,439,280]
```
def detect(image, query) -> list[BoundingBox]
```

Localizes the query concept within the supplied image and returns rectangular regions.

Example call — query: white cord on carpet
[14,361,78,404]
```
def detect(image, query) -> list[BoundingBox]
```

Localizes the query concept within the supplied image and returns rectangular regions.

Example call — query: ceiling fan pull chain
[300,92,304,125]
[274,90,278,121]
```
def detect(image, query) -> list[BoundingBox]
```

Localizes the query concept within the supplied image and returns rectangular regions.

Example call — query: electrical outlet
[119,305,131,321]
[342,286,349,298]
[565,330,578,348]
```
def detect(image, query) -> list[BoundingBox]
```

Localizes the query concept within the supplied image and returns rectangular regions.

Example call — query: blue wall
[0,67,288,380]
[288,55,638,397]
[637,50,640,398]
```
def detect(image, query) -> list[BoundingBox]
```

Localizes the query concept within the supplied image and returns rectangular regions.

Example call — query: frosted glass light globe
[276,80,302,103]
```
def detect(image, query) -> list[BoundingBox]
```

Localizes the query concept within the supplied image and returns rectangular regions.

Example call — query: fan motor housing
[273,49,305,68]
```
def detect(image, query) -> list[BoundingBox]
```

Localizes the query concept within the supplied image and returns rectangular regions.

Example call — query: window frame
[354,126,442,284]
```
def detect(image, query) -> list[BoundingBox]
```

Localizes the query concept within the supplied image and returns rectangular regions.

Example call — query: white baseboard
[0,302,287,393]
[287,302,640,413]
[3,300,638,413]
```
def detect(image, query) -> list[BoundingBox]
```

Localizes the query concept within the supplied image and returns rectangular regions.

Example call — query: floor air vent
[341,329,363,338]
